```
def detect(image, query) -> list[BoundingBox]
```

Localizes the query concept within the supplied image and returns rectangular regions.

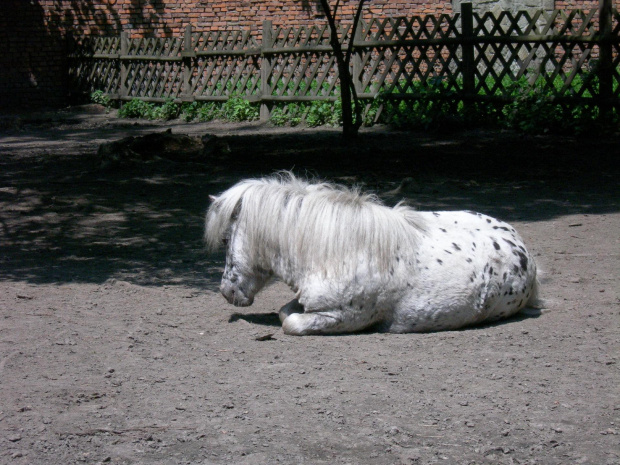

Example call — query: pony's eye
[222,237,229,246]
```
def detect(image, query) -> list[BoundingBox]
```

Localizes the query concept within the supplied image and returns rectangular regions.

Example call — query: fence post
[260,20,273,121]
[598,0,613,120]
[352,18,364,95]
[120,31,128,99]
[461,3,475,101]
[182,24,193,101]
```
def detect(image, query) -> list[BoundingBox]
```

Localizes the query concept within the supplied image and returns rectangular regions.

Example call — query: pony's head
[205,181,275,307]
[218,218,272,306]
[205,173,424,306]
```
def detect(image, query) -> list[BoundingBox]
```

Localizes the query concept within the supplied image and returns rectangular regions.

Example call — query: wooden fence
[69,3,620,122]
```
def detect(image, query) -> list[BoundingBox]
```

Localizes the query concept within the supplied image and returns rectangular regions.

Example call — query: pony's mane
[205,173,424,277]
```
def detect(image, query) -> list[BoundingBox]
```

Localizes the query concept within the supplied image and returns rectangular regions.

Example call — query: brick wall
[0,0,615,110]
[0,1,67,109]
[36,1,455,38]
[554,1,603,9]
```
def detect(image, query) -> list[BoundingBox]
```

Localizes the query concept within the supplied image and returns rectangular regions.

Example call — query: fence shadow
[0,125,618,289]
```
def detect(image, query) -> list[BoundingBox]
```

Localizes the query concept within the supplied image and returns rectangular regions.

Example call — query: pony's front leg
[278,299,304,323]
[281,311,341,335]
[282,307,375,336]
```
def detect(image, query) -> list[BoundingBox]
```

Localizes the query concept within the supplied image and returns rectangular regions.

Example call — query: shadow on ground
[229,312,282,327]
[1,124,618,288]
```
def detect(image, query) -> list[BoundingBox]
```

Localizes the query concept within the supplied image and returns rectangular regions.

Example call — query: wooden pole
[182,24,193,102]
[351,15,364,95]
[120,31,129,99]
[461,2,475,99]
[260,20,273,121]
[598,0,613,120]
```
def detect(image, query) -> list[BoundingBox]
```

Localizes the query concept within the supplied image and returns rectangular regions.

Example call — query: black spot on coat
[516,251,529,271]
[503,238,516,248]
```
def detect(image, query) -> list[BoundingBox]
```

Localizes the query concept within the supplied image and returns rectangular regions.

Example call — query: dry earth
[0,106,618,465]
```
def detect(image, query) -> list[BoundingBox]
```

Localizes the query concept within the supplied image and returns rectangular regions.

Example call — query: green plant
[502,83,558,133]
[376,78,460,129]
[118,98,156,119]
[269,107,289,127]
[221,96,259,122]
[181,101,201,121]
[118,98,180,120]
[181,101,220,122]
[152,99,181,120]
[197,103,220,122]
[306,99,340,127]
[498,75,618,134]
[91,90,111,107]
[109,70,617,132]
[269,103,303,127]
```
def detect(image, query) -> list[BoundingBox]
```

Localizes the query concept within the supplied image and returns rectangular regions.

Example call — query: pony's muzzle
[220,284,254,307]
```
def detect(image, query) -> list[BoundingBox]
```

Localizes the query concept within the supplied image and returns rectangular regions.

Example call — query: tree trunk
[318,0,365,139]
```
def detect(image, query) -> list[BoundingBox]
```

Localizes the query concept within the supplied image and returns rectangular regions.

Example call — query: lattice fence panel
[122,37,184,100]
[356,16,462,97]
[69,37,121,97]
[190,30,261,99]
[264,24,351,100]
[472,10,599,98]
[266,52,339,99]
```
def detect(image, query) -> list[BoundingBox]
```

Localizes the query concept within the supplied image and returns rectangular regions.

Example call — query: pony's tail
[526,264,545,309]
[527,278,543,308]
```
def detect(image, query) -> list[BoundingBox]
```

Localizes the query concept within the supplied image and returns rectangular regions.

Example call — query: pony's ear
[209,195,217,203]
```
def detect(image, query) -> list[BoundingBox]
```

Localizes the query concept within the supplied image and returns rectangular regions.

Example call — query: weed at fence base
[93,77,619,135]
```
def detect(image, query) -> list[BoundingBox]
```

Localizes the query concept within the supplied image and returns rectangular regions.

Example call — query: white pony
[205,173,539,335]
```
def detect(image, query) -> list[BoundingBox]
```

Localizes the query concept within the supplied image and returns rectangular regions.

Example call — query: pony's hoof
[281,313,307,336]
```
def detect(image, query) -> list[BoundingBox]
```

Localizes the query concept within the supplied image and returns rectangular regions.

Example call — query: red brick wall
[0,0,615,110]
[37,1,455,38]
[554,1,602,9]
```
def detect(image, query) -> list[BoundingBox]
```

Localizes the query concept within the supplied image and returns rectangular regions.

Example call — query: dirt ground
[0,106,618,465]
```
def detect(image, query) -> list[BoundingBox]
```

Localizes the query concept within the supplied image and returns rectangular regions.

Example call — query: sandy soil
[0,106,618,465]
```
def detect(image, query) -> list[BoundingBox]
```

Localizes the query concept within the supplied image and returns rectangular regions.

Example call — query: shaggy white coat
[205,174,539,335]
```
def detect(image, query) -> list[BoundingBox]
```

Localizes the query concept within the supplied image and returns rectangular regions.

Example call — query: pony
[205,173,539,335]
